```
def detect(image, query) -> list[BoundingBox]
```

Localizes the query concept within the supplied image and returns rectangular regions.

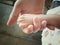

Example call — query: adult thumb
[7,13,20,26]
[7,0,22,26]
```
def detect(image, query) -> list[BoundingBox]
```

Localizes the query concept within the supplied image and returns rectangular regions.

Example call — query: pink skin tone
[7,0,45,26]
[7,0,55,34]
[17,14,55,34]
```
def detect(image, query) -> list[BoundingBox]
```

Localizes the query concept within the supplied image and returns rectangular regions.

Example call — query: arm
[41,14,60,29]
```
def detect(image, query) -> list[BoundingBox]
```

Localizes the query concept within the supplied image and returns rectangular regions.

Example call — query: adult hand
[7,0,55,34]
[7,0,44,26]
[7,0,22,26]
[17,14,47,34]
[17,14,55,34]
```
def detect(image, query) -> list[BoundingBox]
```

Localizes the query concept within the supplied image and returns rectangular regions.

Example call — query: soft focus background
[0,0,52,45]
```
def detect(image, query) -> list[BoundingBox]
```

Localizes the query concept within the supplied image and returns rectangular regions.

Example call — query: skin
[7,0,55,34]
[17,14,47,34]
[7,0,45,26]
[17,14,60,34]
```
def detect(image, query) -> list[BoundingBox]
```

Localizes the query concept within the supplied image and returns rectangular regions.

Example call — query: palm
[7,0,45,26]
[17,14,43,34]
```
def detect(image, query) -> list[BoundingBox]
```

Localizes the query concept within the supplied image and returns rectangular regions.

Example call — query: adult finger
[22,25,33,34]
[17,15,25,24]
[33,17,41,33]
[41,20,47,30]
[19,23,29,30]
[7,0,22,26]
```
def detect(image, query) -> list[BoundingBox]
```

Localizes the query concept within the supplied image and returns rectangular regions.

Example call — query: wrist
[37,15,55,26]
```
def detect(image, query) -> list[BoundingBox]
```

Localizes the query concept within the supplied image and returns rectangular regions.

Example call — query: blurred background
[0,0,52,45]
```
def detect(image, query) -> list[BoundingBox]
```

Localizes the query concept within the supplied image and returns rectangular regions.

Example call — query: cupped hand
[17,14,47,34]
